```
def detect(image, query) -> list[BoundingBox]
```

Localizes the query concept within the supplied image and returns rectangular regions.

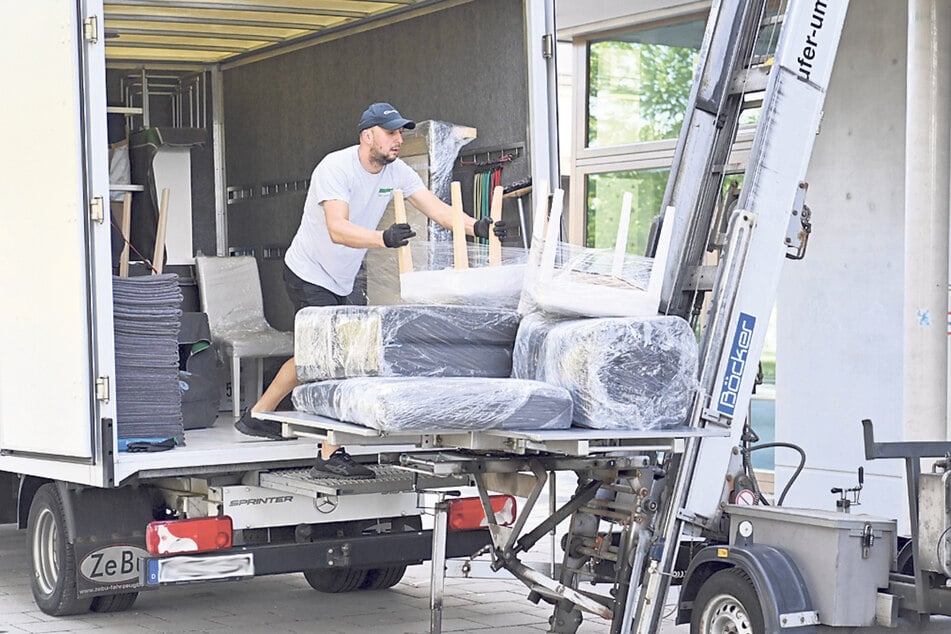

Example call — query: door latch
[96,376,110,403]
[90,196,105,224]
[84,15,99,43]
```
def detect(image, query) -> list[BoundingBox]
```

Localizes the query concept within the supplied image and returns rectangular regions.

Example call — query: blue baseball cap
[358,102,416,131]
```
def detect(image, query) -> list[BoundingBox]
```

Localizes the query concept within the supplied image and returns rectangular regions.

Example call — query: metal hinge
[541,34,554,59]
[96,376,110,403]
[90,196,104,223]
[84,15,99,43]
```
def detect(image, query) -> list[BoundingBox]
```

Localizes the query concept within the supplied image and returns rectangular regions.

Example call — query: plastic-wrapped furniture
[521,189,675,318]
[512,312,699,430]
[195,256,294,417]
[292,377,573,433]
[294,304,519,381]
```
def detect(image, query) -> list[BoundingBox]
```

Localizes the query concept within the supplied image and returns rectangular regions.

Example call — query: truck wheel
[303,568,368,593]
[90,592,138,612]
[27,484,92,616]
[691,568,764,634]
[361,564,407,590]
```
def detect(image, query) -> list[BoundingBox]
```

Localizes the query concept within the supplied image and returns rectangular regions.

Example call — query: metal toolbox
[728,505,896,627]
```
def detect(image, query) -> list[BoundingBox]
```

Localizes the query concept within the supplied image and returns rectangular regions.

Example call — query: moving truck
[0,0,557,616]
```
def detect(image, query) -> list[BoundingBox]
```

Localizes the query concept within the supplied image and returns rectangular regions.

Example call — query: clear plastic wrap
[512,312,699,430]
[292,377,573,432]
[520,194,674,319]
[412,121,476,243]
[530,242,656,317]
[194,256,294,357]
[398,240,528,308]
[295,304,520,381]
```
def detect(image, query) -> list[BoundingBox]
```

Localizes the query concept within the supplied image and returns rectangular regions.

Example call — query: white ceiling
[103,0,441,65]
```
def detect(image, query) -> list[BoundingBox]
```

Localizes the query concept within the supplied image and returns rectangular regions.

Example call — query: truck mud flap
[65,485,155,597]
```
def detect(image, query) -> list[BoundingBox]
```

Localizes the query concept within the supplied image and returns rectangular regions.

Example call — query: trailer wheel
[303,568,368,593]
[691,568,764,634]
[90,592,138,613]
[27,484,92,616]
[361,564,407,590]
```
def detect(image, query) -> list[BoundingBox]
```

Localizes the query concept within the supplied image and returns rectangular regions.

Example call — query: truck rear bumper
[144,527,490,586]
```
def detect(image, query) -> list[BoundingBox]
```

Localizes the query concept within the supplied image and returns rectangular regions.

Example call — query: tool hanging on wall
[473,163,505,245]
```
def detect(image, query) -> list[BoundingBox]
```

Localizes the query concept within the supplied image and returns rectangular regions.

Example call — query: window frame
[564,7,755,247]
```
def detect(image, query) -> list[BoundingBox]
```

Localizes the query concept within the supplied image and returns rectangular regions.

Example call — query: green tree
[637,45,698,141]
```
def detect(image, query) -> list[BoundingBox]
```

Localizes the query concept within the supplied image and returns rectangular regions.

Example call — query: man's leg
[235,264,342,440]
[251,357,300,414]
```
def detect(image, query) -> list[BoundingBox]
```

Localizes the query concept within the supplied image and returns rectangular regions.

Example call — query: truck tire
[361,564,407,590]
[303,568,368,593]
[90,592,138,612]
[691,567,764,634]
[27,484,92,616]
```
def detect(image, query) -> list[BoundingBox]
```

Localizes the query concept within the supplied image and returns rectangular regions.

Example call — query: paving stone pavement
[0,521,689,634]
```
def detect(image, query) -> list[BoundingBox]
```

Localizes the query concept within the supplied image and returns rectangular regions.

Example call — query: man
[235,102,506,478]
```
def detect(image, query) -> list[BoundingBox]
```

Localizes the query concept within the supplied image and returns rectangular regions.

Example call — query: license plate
[147,552,254,585]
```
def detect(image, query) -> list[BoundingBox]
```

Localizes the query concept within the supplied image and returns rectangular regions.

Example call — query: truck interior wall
[105,73,218,268]
[776,0,909,526]
[222,0,530,330]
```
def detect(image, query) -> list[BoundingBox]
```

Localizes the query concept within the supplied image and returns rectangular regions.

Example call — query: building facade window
[566,15,707,248]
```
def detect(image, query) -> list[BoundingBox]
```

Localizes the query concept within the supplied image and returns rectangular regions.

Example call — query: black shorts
[282,262,367,312]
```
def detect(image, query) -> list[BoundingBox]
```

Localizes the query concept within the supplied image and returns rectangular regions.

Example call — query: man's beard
[370,147,397,167]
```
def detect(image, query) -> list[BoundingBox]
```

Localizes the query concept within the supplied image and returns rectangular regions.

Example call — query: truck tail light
[146,516,233,555]
[446,495,516,531]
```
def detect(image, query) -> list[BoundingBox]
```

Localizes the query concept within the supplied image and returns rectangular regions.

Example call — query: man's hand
[473,217,508,241]
[382,223,416,248]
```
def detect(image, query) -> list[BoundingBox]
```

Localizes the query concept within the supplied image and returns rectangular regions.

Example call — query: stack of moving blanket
[112,274,184,447]
[291,305,574,433]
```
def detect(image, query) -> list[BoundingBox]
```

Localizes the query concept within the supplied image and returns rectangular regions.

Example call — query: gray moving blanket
[112,274,185,444]
[292,377,573,432]
[512,313,698,430]
[295,305,520,381]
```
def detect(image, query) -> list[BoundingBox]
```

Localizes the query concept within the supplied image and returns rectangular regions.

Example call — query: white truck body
[0,0,557,489]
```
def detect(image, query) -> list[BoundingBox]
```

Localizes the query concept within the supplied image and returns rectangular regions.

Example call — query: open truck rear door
[0,0,115,487]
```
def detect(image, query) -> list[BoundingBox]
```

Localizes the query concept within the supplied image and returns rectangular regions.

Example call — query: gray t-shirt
[285,145,425,295]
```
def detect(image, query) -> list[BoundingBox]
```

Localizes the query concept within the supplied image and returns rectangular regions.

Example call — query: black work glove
[473,217,508,241]
[382,223,416,248]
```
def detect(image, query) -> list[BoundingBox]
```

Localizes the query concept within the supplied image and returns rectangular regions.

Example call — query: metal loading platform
[258,464,472,497]
[254,410,734,632]
[256,410,728,456]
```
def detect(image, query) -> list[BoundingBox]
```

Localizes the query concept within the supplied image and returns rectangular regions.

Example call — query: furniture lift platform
[252,411,732,631]
[255,410,728,460]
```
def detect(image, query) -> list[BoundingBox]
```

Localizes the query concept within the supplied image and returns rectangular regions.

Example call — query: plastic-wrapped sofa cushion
[513,313,698,430]
[292,377,573,433]
[295,305,520,381]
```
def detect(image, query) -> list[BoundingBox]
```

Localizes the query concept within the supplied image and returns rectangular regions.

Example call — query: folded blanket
[513,313,698,430]
[292,377,573,432]
[295,305,520,381]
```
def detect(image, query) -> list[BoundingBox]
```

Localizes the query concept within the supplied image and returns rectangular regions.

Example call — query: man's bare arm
[324,199,388,247]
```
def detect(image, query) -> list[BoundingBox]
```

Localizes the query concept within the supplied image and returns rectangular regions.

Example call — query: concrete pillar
[903,0,951,440]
